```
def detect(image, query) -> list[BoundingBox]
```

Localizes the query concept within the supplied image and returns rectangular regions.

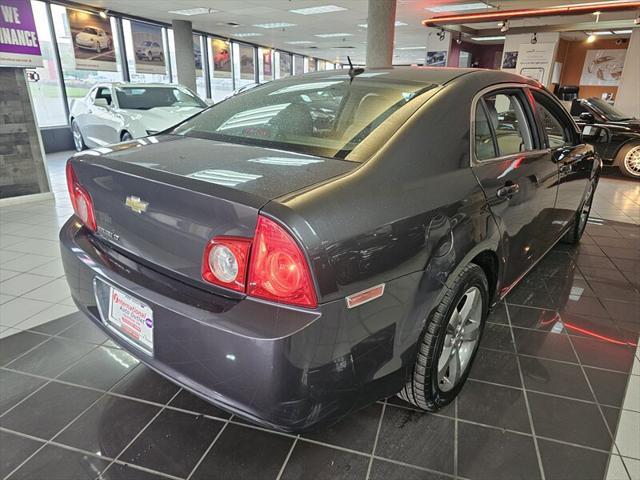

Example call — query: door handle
[496,183,520,199]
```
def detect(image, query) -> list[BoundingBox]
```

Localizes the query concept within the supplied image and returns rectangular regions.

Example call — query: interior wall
[558,37,628,99]
[614,29,640,118]
[449,41,503,69]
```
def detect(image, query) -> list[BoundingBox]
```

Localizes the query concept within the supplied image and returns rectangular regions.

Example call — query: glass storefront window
[27,0,67,127]
[233,42,256,89]
[51,4,123,112]
[209,36,233,102]
[293,54,304,76]
[122,19,170,85]
[194,35,207,99]
[277,51,292,79]
[258,47,273,83]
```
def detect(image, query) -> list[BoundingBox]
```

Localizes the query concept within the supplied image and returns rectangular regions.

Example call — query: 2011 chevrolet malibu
[60,67,601,432]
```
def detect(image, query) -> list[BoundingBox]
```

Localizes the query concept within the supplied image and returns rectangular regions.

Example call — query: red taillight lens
[65,161,97,231]
[202,237,251,292]
[247,216,317,308]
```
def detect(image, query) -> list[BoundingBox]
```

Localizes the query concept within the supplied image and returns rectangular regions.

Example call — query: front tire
[562,177,597,244]
[399,264,488,410]
[71,120,86,152]
[616,143,640,179]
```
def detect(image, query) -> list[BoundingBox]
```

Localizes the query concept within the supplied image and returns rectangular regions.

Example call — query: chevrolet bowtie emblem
[125,196,148,214]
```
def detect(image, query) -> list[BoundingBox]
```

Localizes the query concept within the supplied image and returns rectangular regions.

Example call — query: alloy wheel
[438,286,482,392]
[624,146,640,177]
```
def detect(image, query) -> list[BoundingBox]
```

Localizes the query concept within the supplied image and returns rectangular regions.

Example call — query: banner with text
[515,43,556,86]
[0,0,42,68]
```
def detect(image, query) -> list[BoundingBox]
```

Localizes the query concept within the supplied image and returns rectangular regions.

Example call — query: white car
[75,27,112,53]
[135,41,164,61]
[70,83,207,151]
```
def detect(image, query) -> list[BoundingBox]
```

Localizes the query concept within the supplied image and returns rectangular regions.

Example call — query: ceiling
[76,0,639,64]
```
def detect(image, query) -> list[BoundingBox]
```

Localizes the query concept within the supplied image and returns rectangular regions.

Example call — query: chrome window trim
[469,82,548,167]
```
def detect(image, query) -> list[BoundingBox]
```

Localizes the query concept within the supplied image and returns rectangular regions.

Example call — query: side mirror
[581,125,609,144]
[94,97,110,108]
[579,112,595,123]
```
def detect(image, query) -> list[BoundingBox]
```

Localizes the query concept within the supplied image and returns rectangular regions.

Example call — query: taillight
[65,161,97,231]
[201,215,318,308]
[202,237,251,293]
[247,216,317,308]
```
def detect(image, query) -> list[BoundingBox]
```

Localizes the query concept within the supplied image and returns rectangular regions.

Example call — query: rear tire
[615,143,640,179]
[562,177,597,244]
[399,264,488,410]
[121,131,133,142]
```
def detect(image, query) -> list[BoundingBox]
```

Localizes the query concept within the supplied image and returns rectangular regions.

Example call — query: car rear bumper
[60,218,427,431]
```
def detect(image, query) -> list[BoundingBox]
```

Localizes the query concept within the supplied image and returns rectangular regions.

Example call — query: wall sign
[0,0,42,68]
[211,38,230,77]
[131,21,165,74]
[66,8,116,71]
[515,43,556,86]
[580,49,626,86]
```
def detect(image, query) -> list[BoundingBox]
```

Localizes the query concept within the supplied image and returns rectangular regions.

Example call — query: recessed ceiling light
[592,30,613,35]
[253,22,296,29]
[357,20,408,27]
[314,33,353,38]
[471,35,506,41]
[613,29,632,34]
[168,7,216,16]
[396,46,426,50]
[285,40,314,44]
[290,5,347,15]
[426,2,494,13]
[233,32,262,37]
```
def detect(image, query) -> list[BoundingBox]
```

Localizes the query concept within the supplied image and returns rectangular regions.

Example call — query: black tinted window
[483,92,534,157]
[533,92,573,149]
[475,102,497,161]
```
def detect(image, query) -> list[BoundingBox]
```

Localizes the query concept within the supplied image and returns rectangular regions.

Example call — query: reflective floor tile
[375,406,454,473]
[26,311,82,335]
[280,441,369,480]
[109,364,180,404]
[6,337,95,378]
[0,382,101,440]
[538,438,609,480]
[585,367,631,408]
[508,305,562,332]
[487,301,508,325]
[57,346,138,391]
[120,409,223,478]
[191,424,293,480]
[570,335,636,373]
[368,460,449,480]
[469,348,522,388]
[168,389,231,419]
[303,402,382,453]
[479,323,515,353]
[519,356,592,401]
[55,395,160,459]
[513,328,578,363]
[0,430,43,478]
[99,462,168,480]
[58,319,109,345]
[0,370,46,415]
[0,331,49,366]
[457,423,541,480]
[7,444,110,480]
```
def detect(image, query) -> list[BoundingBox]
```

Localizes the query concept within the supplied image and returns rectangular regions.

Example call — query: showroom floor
[0,152,638,480]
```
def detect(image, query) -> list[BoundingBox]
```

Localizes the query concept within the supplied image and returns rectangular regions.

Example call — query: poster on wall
[0,0,42,67]
[262,48,272,79]
[130,21,165,74]
[515,43,555,85]
[211,38,230,77]
[580,49,626,86]
[294,54,303,75]
[307,58,316,72]
[239,45,254,80]
[502,51,518,69]
[279,52,291,77]
[426,51,447,66]
[193,35,203,76]
[66,8,117,71]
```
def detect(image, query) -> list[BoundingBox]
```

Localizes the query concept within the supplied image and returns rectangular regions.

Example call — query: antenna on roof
[347,56,364,83]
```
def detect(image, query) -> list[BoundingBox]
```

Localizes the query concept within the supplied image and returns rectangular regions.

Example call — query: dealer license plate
[106,286,154,355]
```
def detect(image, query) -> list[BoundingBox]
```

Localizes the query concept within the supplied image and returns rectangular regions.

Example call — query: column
[615,29,640,119]
[171,19,196,91]
[365,0,396,68]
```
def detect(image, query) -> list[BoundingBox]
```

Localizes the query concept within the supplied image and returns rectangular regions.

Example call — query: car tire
[121,131,133,142]
[95,41,101,53]
[615,142,640,179]
[562,177,597,244]
[71,120,86,152]
[398,263,488,411]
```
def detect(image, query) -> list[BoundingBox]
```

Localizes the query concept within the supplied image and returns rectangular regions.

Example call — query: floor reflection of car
[135,41,163,61]
[571,98,640,178]
[61,68,600,432]
[75,26,112,53]
[70,83,207,151]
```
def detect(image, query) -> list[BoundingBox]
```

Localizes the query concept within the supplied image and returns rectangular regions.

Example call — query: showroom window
[27,0,67,127]
[122,19,170,85]
[233,42,256,89]
[194,34,207,99]
[51,4,124,112]
[209,36,234,102]
[258,47,273,83]
[293,54,304,75]
[278,51,292,78]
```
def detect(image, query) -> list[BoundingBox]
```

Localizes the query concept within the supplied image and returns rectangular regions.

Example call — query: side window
[95,87,112,105]
[474,102,497,161]
[533,93,573,149]
[483,92,534,157]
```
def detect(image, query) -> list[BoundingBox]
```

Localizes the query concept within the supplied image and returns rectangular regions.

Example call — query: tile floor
[0,154,639,480]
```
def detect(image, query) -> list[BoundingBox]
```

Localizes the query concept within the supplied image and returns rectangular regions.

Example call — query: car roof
[98,82,183,88]
[299,66,540,88]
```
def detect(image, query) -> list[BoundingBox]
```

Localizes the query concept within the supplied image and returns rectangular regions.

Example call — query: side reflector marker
[346,284,385,309]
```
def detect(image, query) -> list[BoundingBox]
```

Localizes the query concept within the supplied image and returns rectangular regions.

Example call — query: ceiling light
[471,35,506,41]
[98,10,108,19]
[290,5,347,15]
[285,40,314,44]
[314,33,354,38]
[552,1,639,7]
[357,21,408,27]
[396,46,426,50]
[253,22,296,29]
[586,33,597,42]
[426,2,494,13]
[500,20,509,32]
[233,33,262,37]
[592,30,613,35]
[531,32,538,44]
[168,7,217,16]
[613,29,633,33]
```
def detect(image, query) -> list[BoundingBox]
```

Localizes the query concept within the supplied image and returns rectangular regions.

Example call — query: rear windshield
[170,73,434,159]
[115,87,206,110]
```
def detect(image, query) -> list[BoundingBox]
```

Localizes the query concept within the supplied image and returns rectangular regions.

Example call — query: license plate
[106,286,154,355]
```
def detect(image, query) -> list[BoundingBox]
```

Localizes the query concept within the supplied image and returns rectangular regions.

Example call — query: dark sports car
[60,68,600,432]
[570,97,640,178]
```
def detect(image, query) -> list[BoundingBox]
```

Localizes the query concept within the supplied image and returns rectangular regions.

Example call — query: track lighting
[586,33,596,43]
[437,29,446,41]
[456,32,463,44]
[499,20,509,32]
[99,10,108,19]
[531,32,537,44]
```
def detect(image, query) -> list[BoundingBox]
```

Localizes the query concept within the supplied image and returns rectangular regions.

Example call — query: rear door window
[482,91,534,157]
